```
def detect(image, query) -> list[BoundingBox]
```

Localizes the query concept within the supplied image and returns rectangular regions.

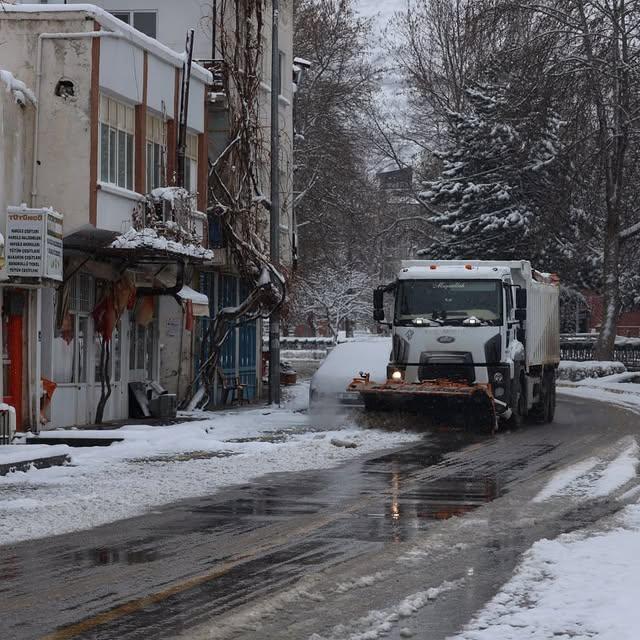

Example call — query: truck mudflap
[347,374,497,431]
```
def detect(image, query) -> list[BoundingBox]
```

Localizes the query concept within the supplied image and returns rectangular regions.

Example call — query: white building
[0,5,215,429]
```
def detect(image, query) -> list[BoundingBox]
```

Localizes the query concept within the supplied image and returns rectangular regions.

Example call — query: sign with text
[6,207,63,281]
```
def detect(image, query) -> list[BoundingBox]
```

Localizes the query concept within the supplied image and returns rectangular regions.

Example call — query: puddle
[130,450,239,463]
[224,425,332,444]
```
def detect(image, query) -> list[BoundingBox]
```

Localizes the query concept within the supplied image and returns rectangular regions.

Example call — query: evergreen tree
[420,82,562,260]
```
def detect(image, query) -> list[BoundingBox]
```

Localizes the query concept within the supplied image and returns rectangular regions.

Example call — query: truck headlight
[391,370,403,381]
[493,372,504,383]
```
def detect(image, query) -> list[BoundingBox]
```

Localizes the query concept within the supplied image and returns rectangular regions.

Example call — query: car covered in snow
[309,338,391,409]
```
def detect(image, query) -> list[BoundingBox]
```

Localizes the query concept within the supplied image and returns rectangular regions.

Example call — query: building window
[110,11,157,39]
[146,114,166,191]
[52,273,95,385]
[99,94,134,191]
[184,133,198,194]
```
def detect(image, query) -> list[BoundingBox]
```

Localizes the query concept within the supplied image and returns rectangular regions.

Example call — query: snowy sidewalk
[452,437,640,640]
[559,369,640,414]
[0,383,420,545]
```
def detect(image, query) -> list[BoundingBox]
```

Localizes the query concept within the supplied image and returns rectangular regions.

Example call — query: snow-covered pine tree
[419,82,561,260]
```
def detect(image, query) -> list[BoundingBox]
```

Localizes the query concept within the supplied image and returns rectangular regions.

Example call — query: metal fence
[0,409,11,445]
[560,335,640,371]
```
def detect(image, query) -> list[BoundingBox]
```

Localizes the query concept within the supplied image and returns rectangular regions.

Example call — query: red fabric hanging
[185,299,194,332]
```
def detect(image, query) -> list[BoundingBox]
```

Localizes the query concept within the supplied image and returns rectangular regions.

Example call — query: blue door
[238,281,258,400]
[218,275,238,402]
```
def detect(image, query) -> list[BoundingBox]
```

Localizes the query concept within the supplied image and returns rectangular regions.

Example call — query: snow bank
[0,388,419,544]
[310,338,391,397]
[534,437,639,503]
[310,579,463,640]
[451,504,640,640]
[558,360,626,381]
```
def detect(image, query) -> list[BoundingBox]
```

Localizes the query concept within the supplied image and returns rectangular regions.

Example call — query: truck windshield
[395,279,502,326]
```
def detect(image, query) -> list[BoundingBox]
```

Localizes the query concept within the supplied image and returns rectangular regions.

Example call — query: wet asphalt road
[2,395,639,640]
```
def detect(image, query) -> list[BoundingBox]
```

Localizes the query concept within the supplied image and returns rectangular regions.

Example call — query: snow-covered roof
[177,285,208,306]
[0,69,36,105]
[110,227,215,261]
[1,4,212,85]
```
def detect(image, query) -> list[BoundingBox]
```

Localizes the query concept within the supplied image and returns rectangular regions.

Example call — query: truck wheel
[507,381,525,430]
[532,371,556,424]
[530,378,548,424]
[547,372,556,423]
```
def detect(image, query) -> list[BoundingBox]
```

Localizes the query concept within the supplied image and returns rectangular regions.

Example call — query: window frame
[146,113,167,192]
[99,94,135,191]
[184,132,198,194]
[109,10,157,39]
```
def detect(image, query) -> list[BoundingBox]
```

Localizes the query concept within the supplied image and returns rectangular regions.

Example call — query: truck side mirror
[515,288,527,309]
[515,308,527,322]
[373,288,385,322]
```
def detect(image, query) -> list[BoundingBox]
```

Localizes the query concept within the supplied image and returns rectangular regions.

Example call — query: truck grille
[418,351,475,384]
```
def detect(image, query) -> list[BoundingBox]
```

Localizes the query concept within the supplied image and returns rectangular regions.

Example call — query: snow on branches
[291,264,372,338]
[419,83,562,260]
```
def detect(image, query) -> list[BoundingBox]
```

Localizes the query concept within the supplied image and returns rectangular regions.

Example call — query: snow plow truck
[348,260,560,431]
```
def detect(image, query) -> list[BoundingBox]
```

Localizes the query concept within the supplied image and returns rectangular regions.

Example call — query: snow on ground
[559,369,640,414]
[451,504,640,640]
[310,579,464,640]
[534,437,639,503]
[0,384,420,545]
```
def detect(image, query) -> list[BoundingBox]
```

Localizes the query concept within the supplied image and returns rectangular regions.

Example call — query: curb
[0,453,71,476]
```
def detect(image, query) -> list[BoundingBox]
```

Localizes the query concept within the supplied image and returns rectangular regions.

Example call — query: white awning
[177,285,209,317]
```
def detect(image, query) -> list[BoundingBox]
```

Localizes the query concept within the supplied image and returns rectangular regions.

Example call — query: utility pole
[177,29,194,187]
[268,0,281,405]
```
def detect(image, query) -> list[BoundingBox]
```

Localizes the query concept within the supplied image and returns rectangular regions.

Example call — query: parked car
[309,338,391,409]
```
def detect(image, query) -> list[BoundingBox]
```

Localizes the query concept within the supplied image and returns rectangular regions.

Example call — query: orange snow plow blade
[347,374,496,431]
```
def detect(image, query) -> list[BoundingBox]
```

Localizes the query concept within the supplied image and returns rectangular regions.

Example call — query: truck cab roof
[398,263,513,280]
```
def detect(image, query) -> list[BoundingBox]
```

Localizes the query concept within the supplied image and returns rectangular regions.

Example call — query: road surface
[2,395,638,639]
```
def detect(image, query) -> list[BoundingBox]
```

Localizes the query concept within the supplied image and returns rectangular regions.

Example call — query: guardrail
[1,409,12,445]
[560,334,640,371]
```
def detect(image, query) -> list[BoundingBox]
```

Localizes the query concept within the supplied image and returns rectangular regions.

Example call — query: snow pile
[0,389,420,544]
[534,437,639,502]
[557,359,626,381]
[110,227,215,260]
[0,69,36,106]
[451,504,640,640]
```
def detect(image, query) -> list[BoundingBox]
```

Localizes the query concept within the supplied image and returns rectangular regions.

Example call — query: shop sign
[6,207,63,281]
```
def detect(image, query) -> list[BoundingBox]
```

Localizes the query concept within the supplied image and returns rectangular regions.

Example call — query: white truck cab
[367,260,560,429]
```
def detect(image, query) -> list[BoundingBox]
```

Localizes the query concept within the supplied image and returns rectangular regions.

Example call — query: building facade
[0,5,216,430]
[16,0,296,406]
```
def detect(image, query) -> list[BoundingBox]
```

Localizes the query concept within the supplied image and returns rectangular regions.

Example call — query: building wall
[0,9,210,239]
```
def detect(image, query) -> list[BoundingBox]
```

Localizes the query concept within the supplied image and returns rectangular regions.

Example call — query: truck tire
[531,370,556,424]
[507,380,525,430]
[547,371,556,423]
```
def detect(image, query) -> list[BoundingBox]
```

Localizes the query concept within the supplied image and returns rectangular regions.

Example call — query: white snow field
[0,383,419,545]
[451,504,640,640]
